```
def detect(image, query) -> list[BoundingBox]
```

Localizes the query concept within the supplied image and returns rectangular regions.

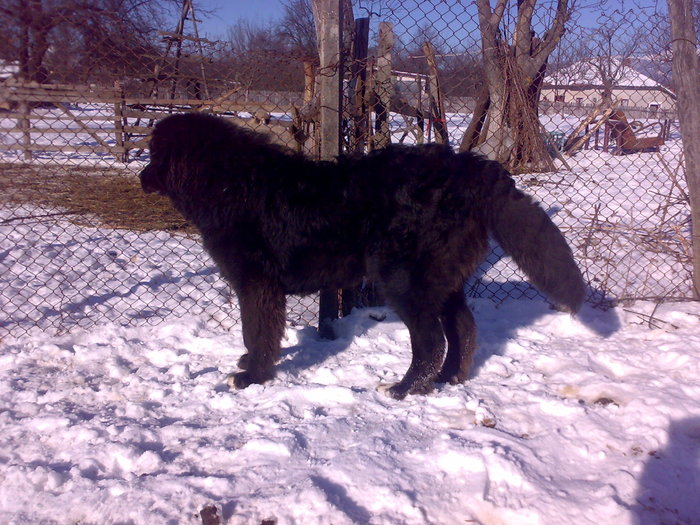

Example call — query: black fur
[140,113,585,399]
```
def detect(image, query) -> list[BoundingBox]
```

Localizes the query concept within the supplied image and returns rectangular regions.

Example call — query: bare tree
[279,0,318,58]
[464,0,572,171]
[223,18,305,92]
[0,0,180,84]
[586,15,647,105]
[227,18,285,54]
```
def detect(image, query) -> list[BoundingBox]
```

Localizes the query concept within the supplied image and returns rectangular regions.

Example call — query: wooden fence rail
[0,81,295,163]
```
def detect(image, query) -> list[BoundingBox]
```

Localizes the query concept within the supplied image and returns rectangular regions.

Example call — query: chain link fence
[0,0,691,338]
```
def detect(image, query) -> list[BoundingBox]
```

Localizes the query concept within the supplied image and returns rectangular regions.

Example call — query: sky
[187,0,665,46]
[195,0,287,39]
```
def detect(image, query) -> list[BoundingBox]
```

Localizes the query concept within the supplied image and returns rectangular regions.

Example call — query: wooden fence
[0,81,296,163]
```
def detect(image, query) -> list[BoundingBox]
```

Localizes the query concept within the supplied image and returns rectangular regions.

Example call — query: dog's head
[139,113,233,198]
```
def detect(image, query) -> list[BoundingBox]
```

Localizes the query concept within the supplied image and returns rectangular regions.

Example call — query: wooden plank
[373,21,394,149]
[119,109,181,120]
[122,125,154,133]
[0,89,294,115]
[0,88,114,99]
[0,111,139,122]
[203,101,293,114]
[17,98,32,161]
[0,122,283,137]
[1,86,114,96]
[562,100,609,152]
[0,126,120,133]
[0,143,129,153]
[349,17,370,153]
[423,40,448,144]
[1,81,114,92]
[563,97,620,154]
[0,112,100,121]
[565,106,617,154]
[55,102,118,154]
[157,31,218,46]
[113,81,126,161]
[2,92,109,104]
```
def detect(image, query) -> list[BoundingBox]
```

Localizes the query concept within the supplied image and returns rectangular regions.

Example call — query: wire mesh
[0,0,691,338]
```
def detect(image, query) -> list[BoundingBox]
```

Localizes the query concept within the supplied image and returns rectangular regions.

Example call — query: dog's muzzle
[139,164,163,195]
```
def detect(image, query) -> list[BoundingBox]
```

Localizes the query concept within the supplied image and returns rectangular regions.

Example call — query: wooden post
[416,76,425,145]
[669,0,700,298]
[303,61,315,105]
[373,21,394,150]
[366,57,376,148]
[113,80,127,162]
[312,0,343,335]
[423,41,449,144]
[291,61,316,154]
[18,95,32,161]
[312,0,342,161]
[349,17,370,153]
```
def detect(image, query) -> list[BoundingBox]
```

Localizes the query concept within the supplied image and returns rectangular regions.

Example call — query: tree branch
[525,0,569,77]
[535,0,570,61]
[514,0,535,63]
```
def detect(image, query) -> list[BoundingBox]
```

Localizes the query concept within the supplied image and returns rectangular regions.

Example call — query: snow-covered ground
[1,294,699,524]
[1,190,698,525]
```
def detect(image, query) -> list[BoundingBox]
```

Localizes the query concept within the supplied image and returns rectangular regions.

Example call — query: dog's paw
[226,369,274,390]
[380,379,434,400]
[435,370,469,385]
[237,353,250,370]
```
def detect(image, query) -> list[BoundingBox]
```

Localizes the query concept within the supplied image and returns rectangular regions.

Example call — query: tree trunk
[471,0,569,171]
[459,84,489,152]
[668,0,700,298]
[480,85,513,163]
[18,0,53,83]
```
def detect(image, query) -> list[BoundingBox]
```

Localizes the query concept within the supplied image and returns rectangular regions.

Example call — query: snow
[1,105,698,524]
[1,204,699,525]
[2,293,700,524]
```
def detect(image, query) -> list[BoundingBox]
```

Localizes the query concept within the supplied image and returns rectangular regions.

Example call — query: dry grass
[0,162,195,233]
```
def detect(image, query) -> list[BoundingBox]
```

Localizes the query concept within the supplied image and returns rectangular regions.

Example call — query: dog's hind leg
[436,290,476,385]
[229,283,286,389]
[387,308,446,400]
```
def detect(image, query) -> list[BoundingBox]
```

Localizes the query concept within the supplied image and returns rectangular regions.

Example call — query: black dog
[140,113,585,399]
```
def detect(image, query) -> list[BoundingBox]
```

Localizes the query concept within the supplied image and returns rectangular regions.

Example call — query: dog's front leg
[229,282,286,389]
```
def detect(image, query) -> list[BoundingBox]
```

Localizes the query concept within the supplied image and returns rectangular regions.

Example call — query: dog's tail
[483,162,586,313]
